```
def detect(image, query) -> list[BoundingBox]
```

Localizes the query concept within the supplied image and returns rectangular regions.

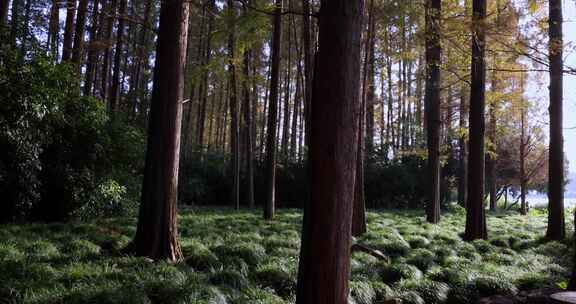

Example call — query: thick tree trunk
[227,0,240,210]
[83,0,101,96]
[128,0,189,262]
[109,0,127,114]
[465,0,488,241]
[264,0,283,220]
[62,0,77,61]
[425,0,441,224]
[547,0,566,241]
[296,1,363,303]
[71,0,89,66]
[458,85,468,207]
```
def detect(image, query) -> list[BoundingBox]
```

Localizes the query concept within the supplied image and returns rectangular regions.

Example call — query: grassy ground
[0,207,573,304]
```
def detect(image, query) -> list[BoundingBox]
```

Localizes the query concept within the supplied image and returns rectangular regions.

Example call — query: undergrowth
[0,208,572,303]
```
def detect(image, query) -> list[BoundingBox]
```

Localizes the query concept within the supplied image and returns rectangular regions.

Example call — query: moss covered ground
[0,207,573,303]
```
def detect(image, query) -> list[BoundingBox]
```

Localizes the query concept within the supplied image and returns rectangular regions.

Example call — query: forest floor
[0,207,573,304]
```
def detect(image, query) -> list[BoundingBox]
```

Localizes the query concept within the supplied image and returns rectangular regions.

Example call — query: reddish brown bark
[264,0,282,220]
[71,0,89,65]
[62,0,77,61]
[128,0,189,262]
[546,0,566,241]
[295,0,364,303]
[465,0,488,241]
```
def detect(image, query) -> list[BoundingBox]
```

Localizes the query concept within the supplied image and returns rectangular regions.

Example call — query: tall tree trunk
[520,100,527,215]
[0,0,9,27]
[546,0,565,241]
[128,0,189,262]
[84,0,101,96]
[243,49,255,208]
[301,0,312,152]
[353,0,374,237]
[62,0,77,61]
[425,0,441,224]
[109,0,127,114]
[365,1,376,157]
[281,9,292,162]
[72,0,89,65]
[130,0,153,115]
[264,0,283,220]
[488,60,498,211]
[465,0,488,241]
[227,0,240,210]
[458,85,468,207]
[19,0,30,57]
[9,0,21,47]
[101,0,117,101]
[47,0,60,59]
[296,0,363,302]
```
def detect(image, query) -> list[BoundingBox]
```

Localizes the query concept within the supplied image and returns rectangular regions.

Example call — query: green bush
[253,264,296,298]
[406,248,436,271]
[474,275,518,297]
[408,236,431,249]
[379,263,422,284]
[402,280,449,304]
[209,269,249,290]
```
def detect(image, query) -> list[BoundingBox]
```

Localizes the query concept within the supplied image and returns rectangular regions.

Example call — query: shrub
[402,280,450,304]
[209,269,249,290]
[406,248,436,271]
[446,284,480,304]
[349,281,376,304]
[253,264,296,298]
[26,240,61,261]
[408,236,431,249]
[396,291,425,304]
[379,264,423,284]
[474,275,518,297]
[212,243,266,267]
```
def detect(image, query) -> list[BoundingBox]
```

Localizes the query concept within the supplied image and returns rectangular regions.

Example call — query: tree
[424,0,441,224]
[227,0,240,210]
[62,0,77,61]
[127,0,189,262]
[0,0,8,27]
[242,48,255,208]
[71,0,89,65]
[47,0,60,59]
[295,0,363,302]
[264,0,282,220]
[546,0,565,241]
[301,0,312,150]
[109,0,127,113]
[458,85,468,207]
[465,0,488,241]
[84,0,101,96]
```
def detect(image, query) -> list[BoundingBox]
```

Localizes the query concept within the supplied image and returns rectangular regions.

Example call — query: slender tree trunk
[465,0,488,241]
[520,102,527,215]
[425,0,441,224]
[281,9,292,162]
[458,85,468,207]
[264,0,283,220]
[243,49,255,208]
[84,0,101,96]
[227,0,240,210]
[0,0,8,27]
[488,60,498,211]
[9,0,20,47]
[71,0,89,66]
[62,0,77,61]
[130,0,153,115]
[19,0,30,57]
[128,0,189,262]
[301,0,312,152]
[109,0,127,114]
[547,0,565,241]
[296,0,363,302]
[101,0,117,101]
[47,0,60,59]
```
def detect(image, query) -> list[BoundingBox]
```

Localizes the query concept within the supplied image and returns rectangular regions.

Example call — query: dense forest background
[0,0,562,222]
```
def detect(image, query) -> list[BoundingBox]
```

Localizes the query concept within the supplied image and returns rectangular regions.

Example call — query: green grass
[0,208,573,303]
